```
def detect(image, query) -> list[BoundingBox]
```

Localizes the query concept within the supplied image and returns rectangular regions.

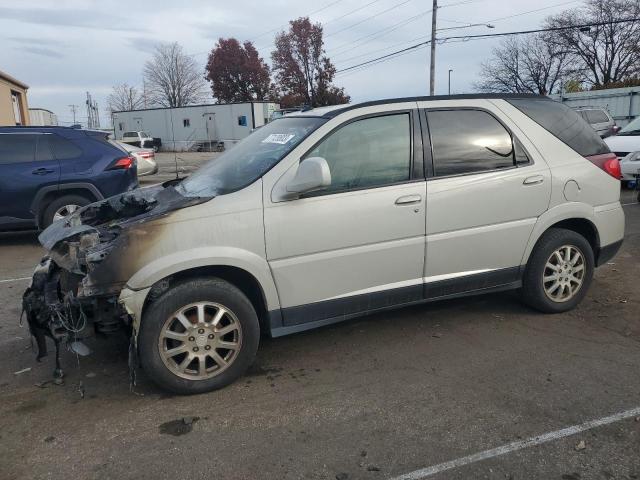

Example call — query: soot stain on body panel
[22,184,214,380]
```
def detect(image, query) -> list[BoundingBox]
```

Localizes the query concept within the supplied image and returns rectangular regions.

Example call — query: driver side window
[303,113,411,194]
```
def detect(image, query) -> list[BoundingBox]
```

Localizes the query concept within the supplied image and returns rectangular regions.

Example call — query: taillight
[107,156,135,170]
[586,153,621,179]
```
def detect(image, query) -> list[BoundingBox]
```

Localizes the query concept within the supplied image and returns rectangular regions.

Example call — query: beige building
[0,69,30,126]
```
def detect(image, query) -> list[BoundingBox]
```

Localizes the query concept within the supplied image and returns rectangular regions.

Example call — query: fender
[30,182,104,218]
[520,202,598,265]
[123,245,281,312]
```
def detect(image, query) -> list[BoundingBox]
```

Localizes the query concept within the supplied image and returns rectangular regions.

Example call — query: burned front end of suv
[22,184,209,376]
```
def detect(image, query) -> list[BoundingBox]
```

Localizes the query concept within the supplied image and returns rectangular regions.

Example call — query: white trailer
[111,102,279,152]
[29,108,58,126]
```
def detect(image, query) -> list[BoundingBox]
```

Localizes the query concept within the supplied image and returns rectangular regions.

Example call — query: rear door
[419,102,551,296]
[0,132,60,225]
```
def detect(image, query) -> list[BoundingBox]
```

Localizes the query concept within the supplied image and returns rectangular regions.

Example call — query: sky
[0,0,582,127]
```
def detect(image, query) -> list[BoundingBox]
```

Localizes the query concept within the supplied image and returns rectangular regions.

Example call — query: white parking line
[389,406,640,480]
[0,276,31,284]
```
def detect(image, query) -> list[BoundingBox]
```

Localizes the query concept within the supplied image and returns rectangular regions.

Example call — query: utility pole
[68,104,78,125]
[429,0,438,96]
[448,69,453,95]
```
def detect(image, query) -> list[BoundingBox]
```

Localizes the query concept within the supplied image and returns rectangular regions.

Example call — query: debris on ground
[432,333,442,338]
[335,474,349,480]
[575,440,586,451]
[366,465,381,472]
[85,372,96,378]
[43,436,55,443]
[13,367,31,375]
[159,417,200,436]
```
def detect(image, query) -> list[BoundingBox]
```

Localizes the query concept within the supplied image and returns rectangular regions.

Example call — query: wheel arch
[32,183,103,228]
[140,265,272,335]
[522,205,600,266]
[121,248,281,336]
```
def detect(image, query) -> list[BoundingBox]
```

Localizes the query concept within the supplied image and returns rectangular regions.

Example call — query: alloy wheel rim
[53,204,81,221]
[158,302,242,380]
[543,245,586,303]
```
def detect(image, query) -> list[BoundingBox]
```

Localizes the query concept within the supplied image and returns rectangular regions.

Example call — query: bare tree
[143,42,207,107]
[107,83,145,113]
[545,0,640,87]
[476,34,572,94]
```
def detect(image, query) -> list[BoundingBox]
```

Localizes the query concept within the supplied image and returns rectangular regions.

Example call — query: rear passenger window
[304,113,411,193]
[49,135,82,159]
[427,110,515,177]
[0,133,38,163]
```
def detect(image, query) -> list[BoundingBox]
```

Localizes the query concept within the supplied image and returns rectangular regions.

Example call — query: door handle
[523,175,544,185]
[395,194,422,205]
[32,168,55,175]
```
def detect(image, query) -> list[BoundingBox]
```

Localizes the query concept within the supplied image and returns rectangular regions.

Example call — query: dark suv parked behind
[0,127,138,230]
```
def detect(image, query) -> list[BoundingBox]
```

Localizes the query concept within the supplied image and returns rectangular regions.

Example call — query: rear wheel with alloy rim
[139,278,259,394]
[543,245,586,303]
[42,194,92,228]
[521,228,594,313]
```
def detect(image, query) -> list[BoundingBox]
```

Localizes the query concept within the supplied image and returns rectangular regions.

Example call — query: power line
[323,0,384,26]
[250,0,345,42]
[328,0,478,56]
[254,0,386,52]
[324,0,415,39]
[335,17,640,74]
[333,0,578,63]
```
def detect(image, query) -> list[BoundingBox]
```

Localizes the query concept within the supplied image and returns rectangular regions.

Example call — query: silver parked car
[24,95,624,394]
[117,142,158,176]
[573,106,619,138]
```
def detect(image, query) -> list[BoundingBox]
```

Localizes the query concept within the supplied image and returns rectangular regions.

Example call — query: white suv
[24,95,624,394]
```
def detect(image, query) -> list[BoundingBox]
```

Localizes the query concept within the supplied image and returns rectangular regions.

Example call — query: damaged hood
[39,184,212,283]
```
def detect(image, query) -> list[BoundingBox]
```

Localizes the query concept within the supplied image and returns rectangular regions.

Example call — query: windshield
[619,117,640,135]
[177,116,326,197]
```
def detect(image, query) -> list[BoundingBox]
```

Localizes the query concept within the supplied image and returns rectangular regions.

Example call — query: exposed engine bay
[21,183,210,380]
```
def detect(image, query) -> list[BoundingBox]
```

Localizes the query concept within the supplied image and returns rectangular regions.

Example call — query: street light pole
[429,0,438,96]
[448,69,453,95]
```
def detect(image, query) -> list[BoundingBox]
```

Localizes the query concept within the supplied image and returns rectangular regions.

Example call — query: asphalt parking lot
[139,151,218,186]
[0,183,638,480]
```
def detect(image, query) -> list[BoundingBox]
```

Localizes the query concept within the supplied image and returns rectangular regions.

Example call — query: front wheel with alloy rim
[139,278,260,394]
[521,228,594,313]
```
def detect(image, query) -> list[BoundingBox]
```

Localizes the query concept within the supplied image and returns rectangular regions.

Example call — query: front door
[420,106,551,296]
[264,111,426,326]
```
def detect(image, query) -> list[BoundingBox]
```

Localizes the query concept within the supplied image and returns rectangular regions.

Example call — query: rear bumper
[596,239,623,266]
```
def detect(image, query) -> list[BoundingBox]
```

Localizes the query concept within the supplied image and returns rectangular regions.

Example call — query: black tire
[41,194,92,229]
[138,278,260,394]
[521,228,594,313]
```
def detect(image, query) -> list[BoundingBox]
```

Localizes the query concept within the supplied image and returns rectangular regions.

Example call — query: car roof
[288,93,548,119]
[0,125,90,137]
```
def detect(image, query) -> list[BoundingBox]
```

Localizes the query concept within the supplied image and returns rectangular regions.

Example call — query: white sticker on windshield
[262,133,295,144]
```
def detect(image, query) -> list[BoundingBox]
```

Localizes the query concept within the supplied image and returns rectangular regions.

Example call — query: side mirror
[286,157,331,194]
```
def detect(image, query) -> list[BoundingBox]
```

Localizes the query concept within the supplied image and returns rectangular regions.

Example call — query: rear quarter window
[50,134,83,159]
[507,99,609,156]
